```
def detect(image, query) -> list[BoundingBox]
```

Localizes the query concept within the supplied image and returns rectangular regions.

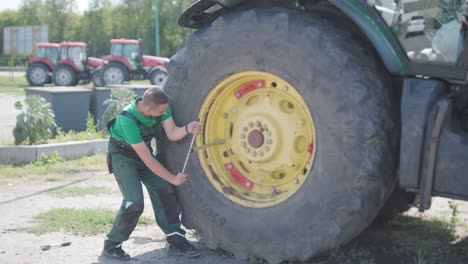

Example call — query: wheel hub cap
[197,71,316,208]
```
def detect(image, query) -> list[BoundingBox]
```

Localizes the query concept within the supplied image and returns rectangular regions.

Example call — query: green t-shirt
[109,97,172,144]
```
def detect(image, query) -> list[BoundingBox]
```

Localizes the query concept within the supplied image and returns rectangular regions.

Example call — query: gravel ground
[0,172,246,264]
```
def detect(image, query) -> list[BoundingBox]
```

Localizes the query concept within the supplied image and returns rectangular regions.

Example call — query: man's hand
[186,121,201,135]
[172,172,188,186]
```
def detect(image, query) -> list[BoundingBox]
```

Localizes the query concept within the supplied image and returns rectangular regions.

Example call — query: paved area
[0,71,25,77]
[0,94,23,144]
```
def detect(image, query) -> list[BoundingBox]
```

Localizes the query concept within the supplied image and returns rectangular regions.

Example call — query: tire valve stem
[294,179,299,184]
[271,187,276,194]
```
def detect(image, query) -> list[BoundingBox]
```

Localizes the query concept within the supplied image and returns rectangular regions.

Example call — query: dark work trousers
[104,144,185,250]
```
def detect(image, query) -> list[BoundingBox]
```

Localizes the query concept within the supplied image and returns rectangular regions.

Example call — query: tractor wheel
[149,69,168,87]
[91,69,104,87]
[102,63,129,85]
[53,65,78,86]
[26,63,50,86]
[160,7,399,264]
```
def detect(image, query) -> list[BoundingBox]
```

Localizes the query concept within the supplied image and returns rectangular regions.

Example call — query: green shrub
[13,95,56,145]
[99,89,136,131]
[0,54,30,67]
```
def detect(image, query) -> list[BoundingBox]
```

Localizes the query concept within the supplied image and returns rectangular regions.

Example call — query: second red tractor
[52,42,103,87]
[100,39,169,86]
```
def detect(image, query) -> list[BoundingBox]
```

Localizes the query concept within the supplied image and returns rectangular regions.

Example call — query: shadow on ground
[304,215,468,264]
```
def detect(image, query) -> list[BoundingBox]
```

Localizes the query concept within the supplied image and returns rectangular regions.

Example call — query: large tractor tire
[26,63,50,86]
[53,65,78,86]
[102,62,129,85]
[149,69,168,87]
[160,7,399,264]
[91,69,104,87]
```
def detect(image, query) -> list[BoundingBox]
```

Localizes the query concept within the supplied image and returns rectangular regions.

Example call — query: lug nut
[264,146,270,152]
[267,139,273,144]
[223,113,228,118]
[265,131,271,137]
[251,151,257,157]
[243,126,248,132]
[255,121,261,127]
[245,148,251,153]
[259,151,264,157]
[240,134,245,139]
[241,142,246,147]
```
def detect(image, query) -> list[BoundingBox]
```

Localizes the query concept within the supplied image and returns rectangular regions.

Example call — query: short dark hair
[142,87,169,107]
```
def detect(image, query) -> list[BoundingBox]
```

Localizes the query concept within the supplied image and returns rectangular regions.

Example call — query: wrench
[40,242,72,251]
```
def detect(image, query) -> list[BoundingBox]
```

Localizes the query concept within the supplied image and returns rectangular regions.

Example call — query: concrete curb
[0,139,108,165]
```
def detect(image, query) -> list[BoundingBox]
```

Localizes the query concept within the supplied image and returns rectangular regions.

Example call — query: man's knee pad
[118,202,144,237]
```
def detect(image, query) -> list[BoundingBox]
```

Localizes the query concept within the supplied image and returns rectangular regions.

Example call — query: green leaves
[99,88,136,131]
[13,95,57,145]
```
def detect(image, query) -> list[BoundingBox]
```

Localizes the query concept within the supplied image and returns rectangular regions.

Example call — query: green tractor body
[159,0,468,263]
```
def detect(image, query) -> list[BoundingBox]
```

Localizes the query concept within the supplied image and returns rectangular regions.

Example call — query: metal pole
[155,0,160,56]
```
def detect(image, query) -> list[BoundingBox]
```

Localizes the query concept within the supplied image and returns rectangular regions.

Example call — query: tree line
[0,0,194,58]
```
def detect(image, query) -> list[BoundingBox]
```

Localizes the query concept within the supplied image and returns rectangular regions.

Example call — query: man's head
[141,88,169,117]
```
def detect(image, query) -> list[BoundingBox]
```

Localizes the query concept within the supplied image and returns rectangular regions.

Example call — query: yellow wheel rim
[197,71,316,208]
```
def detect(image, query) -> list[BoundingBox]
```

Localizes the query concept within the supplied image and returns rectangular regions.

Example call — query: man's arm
[162,117,200,141]
[131,142,187,186]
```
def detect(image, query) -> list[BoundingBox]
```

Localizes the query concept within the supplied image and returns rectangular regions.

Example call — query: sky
[0,0,90,13]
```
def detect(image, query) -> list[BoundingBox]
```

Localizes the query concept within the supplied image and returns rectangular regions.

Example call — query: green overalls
[104,99,185,251]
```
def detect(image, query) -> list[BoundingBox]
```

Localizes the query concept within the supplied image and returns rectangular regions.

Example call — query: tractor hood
[142,55,169,67]
[87,57,103,68]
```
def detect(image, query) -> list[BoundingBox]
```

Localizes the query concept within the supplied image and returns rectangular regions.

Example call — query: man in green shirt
[102,87,200,261]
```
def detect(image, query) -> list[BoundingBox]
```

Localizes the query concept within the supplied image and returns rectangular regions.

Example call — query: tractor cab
[32,43,60,66]
[108,39,141,71]
[59,42,88,72]
[371,0,466,78]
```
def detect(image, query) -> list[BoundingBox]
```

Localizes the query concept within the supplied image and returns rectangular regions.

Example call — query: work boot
[166,235,201,257]
[102,247,131,261]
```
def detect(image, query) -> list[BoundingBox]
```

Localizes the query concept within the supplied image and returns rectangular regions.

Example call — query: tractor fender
[87,57,103,69]
[56,60,79,73]
[142,55,169,68]
[179,0,411,76]
[148,65,167,75]
[28,58,54,72]
[328,0,410,75]
[102,55,132,71]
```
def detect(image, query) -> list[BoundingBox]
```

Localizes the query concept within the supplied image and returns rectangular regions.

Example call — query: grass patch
[311,214,468,264]
[0,76,27,96]
[27,208,152,236]
[50,186,109,197]
[45,130,107,144]
[0,154,107,183]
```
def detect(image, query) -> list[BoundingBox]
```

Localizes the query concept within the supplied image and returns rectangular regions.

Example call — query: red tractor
[100,39,169,86]
[52,42,104,87]
[26,43,60,86]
